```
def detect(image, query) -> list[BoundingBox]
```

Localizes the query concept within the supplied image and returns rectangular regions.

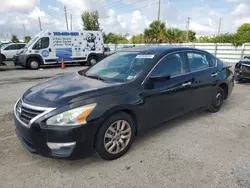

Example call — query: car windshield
[0,43,8,49]
[85,52,156,83]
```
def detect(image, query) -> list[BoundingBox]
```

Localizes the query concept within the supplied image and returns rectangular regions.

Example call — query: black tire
[0,54,5,63]
[95,112,136,160]
[27,58,40,70]
[79,62,87,66]
[208,87,224,113]
[236,79,243,83]
[87,55,97,66]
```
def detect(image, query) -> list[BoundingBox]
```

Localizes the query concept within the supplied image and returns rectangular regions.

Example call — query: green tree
[195,36,213,43]
[237,23,250,35]
[104,33,129,44]
[144,20,166,43]
[131,34,144,44]
[24,36,31,43]
[81,10,100,30]
[11,35,19,43]
[188,30,196,42]
[235,23,250,45]
[165,28,184,43]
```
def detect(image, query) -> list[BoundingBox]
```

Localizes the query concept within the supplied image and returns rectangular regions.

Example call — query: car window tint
[41,37,49,49]
[187,52,210,72]
[208,56,217,67]
[151,53,186,77]
[4,44,16,50]
[17,44,25,49]
[33,37,49,49]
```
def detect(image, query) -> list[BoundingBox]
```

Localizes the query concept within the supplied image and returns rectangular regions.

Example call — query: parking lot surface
[1,62,250,188]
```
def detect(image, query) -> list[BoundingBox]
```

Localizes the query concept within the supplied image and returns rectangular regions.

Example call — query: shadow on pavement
[0,63,84,71]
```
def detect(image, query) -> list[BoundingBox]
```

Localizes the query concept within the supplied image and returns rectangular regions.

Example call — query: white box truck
[14,30,105,69]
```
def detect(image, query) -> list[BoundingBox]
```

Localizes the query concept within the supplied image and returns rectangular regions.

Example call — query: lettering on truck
[53,32,79,36]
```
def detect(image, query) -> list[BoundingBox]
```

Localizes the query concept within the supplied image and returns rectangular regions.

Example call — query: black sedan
[234,56,250,81]
[14,47,234,160]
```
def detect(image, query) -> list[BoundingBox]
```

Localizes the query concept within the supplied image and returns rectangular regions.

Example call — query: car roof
[117,46,207,55]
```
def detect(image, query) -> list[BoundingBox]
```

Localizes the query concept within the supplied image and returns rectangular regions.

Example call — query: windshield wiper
[85,74,106,81]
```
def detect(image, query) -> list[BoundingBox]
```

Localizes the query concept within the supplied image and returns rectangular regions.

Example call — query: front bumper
[13,54,28,67]
[14,113,99,158]
[234,68,250,81]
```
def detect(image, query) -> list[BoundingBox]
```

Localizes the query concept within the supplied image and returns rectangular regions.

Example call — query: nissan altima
[14,47,234,160]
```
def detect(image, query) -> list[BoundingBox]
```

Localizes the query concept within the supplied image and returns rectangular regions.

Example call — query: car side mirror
[149,75,171,82]
[144,75,171,89]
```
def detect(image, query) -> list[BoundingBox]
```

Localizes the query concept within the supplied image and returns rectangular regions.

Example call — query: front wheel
[0,54,5,64]
[27,58,40,70]
[208,87,224,113]
[95,112,135,160]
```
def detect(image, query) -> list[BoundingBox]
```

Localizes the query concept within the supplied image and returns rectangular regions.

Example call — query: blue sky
[0,0,250,40]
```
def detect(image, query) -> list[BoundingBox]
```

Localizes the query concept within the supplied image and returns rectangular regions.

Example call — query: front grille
[242,65,250,72]
[20,106,44,124]
[16,100,44,126]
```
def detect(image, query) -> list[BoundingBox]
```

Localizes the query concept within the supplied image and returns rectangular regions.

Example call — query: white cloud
[1,0,250,41]
[232,3,249,16]
[48,5,60,12]
[0,6,63,40]
[233,17,250,27]
[225,0,244,2]
[28,7,46,19]
[0,0,39,13]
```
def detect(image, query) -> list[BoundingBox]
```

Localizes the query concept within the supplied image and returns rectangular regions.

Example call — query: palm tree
[144,20,166,43]
[165,28,184,44]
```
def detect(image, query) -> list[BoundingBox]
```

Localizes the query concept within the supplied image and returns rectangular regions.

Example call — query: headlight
[46,103,96,126]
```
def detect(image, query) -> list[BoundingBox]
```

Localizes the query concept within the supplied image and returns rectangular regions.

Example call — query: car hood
[23,72,121,107]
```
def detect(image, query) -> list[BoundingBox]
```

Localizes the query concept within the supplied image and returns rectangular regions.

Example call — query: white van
[14,30,105,69]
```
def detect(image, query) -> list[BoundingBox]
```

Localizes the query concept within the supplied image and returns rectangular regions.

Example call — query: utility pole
[218,17,222,35]
[38,17,42,31]
[70,14,72,31]
[23,24,26,37]
[186,17,191,42]
[64,6,69,30]
[158,0,161,21]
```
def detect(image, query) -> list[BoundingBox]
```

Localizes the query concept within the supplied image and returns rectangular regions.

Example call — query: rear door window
[17,44,25,49]
[187,52,210,72]
[208,56,217,67]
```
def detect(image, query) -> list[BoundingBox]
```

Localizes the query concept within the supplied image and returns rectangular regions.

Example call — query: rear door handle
[211,73,218,77]
[182,82,191,87]
[49,48,52,52]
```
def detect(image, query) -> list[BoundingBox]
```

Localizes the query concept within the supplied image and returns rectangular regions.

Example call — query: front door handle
[49,48,52,52]
[211,73,218,77]
[182,82,191,87]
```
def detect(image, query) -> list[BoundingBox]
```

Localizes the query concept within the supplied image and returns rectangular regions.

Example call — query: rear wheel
[95,112,135,160]
[208,87,224,113]
[87,56,97,66]
[27,58,40,70]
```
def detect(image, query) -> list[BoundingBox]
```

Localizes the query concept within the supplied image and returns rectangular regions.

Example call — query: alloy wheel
[104,120,132,154]
[215,92,223,107]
